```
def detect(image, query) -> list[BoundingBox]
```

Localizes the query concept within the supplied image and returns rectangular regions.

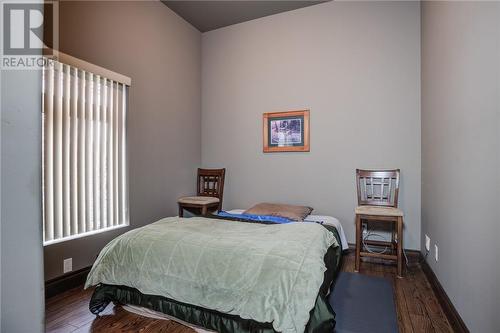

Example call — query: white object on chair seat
[355,205,403,217]
[178,196,220,205]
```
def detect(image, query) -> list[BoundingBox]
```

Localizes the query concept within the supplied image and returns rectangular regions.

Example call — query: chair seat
[178,196,220,205]
[355,205,403,217]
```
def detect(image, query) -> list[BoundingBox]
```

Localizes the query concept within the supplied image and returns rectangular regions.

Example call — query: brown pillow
[243,203,313,221]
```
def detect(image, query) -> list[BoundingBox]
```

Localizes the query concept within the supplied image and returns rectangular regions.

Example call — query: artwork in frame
[263,110,310,153]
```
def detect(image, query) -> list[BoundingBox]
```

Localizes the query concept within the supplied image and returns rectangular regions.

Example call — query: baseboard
[421,258,469,333]
[45,266,92,299]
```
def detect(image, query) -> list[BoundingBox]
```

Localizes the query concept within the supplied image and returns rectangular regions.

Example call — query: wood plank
[401,272,426,316]
[394,277,414,333]
[411,268,454,332]
[46,322,79,333]
[410,314,435,333]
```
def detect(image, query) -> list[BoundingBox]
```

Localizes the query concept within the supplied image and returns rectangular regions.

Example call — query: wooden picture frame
[263,110,310,153]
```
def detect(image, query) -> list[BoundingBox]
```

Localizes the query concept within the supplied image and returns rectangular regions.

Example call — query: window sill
[43,223,129,246]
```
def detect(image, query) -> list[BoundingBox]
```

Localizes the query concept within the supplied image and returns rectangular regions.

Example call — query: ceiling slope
[162,1,329,32]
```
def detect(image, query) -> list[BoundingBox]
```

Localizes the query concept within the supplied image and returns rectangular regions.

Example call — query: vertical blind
[42,59,129,245]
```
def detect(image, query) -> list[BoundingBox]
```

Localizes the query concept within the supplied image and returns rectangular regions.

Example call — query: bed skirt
[90,283,335,333]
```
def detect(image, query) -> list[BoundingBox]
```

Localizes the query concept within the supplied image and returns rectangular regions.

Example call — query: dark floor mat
[329,272,398,333]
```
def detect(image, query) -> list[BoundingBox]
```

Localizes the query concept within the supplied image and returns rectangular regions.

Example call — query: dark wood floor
[46,251,454,333]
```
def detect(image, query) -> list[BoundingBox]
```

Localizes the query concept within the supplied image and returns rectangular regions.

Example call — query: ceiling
[162,1,329,32]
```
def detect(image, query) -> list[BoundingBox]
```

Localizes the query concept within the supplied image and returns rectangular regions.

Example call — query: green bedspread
[85,217,338,333]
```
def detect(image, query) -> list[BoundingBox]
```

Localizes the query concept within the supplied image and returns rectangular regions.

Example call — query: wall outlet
[425,234,431,252]
[434,244,438,262]
[63,258,72,273]
[362,223,368,236]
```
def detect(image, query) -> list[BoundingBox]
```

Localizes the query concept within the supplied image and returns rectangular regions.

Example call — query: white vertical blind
[43,59,129,245]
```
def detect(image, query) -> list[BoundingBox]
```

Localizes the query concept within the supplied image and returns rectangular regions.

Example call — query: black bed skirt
[90,284,335,333]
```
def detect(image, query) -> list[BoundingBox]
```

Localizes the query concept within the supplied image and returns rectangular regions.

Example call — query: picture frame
[263,110,310,153]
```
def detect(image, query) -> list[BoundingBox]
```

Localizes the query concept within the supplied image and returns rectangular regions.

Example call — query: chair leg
[397,216,403,278]
[178,204,184,217]
[391,228,396,251]
[355,214,361,272]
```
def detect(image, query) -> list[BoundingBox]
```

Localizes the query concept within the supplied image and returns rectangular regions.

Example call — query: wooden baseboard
[45,266,92,299]
[421,258,469,333]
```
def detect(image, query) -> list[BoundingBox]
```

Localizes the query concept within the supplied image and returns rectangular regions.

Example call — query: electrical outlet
[425,235,431,252]
[63,258,72,273]
[434,244,438,262]
[362,223,368,236]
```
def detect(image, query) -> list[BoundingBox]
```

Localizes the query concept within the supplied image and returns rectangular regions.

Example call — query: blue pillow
[217,211,292,224]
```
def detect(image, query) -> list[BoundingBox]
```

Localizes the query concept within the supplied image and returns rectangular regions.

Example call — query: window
[42,57,129,245]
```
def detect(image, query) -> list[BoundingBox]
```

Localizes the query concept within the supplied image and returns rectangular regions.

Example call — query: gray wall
[44,1,201,280]
[1,69,45,331]
[421,2,500,332]
[201,1,422,249]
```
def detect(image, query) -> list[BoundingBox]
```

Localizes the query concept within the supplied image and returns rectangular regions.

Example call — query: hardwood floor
[46,251,454,333]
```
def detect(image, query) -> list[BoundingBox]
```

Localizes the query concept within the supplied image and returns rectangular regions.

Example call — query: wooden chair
[178,168,226,217]
[355,169,404,277]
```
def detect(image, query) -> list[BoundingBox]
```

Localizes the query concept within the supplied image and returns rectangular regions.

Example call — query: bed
[86,212,347,333]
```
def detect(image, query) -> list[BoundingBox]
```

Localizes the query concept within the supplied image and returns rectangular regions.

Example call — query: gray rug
[329,272,398,333]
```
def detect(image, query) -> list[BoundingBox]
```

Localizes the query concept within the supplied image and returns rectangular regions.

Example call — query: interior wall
[1,69,45,331]
[44,0,201,280]
[421,2,500,332]
[201,1,421,249]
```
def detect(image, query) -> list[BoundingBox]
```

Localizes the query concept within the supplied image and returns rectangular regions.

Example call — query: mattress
[226,209,349,251]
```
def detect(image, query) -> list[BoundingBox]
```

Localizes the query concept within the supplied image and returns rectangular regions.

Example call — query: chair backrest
[356,169,400,207]
[197,168,226,209]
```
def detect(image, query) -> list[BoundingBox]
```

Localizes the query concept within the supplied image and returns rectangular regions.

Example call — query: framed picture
[263,110,310,153]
